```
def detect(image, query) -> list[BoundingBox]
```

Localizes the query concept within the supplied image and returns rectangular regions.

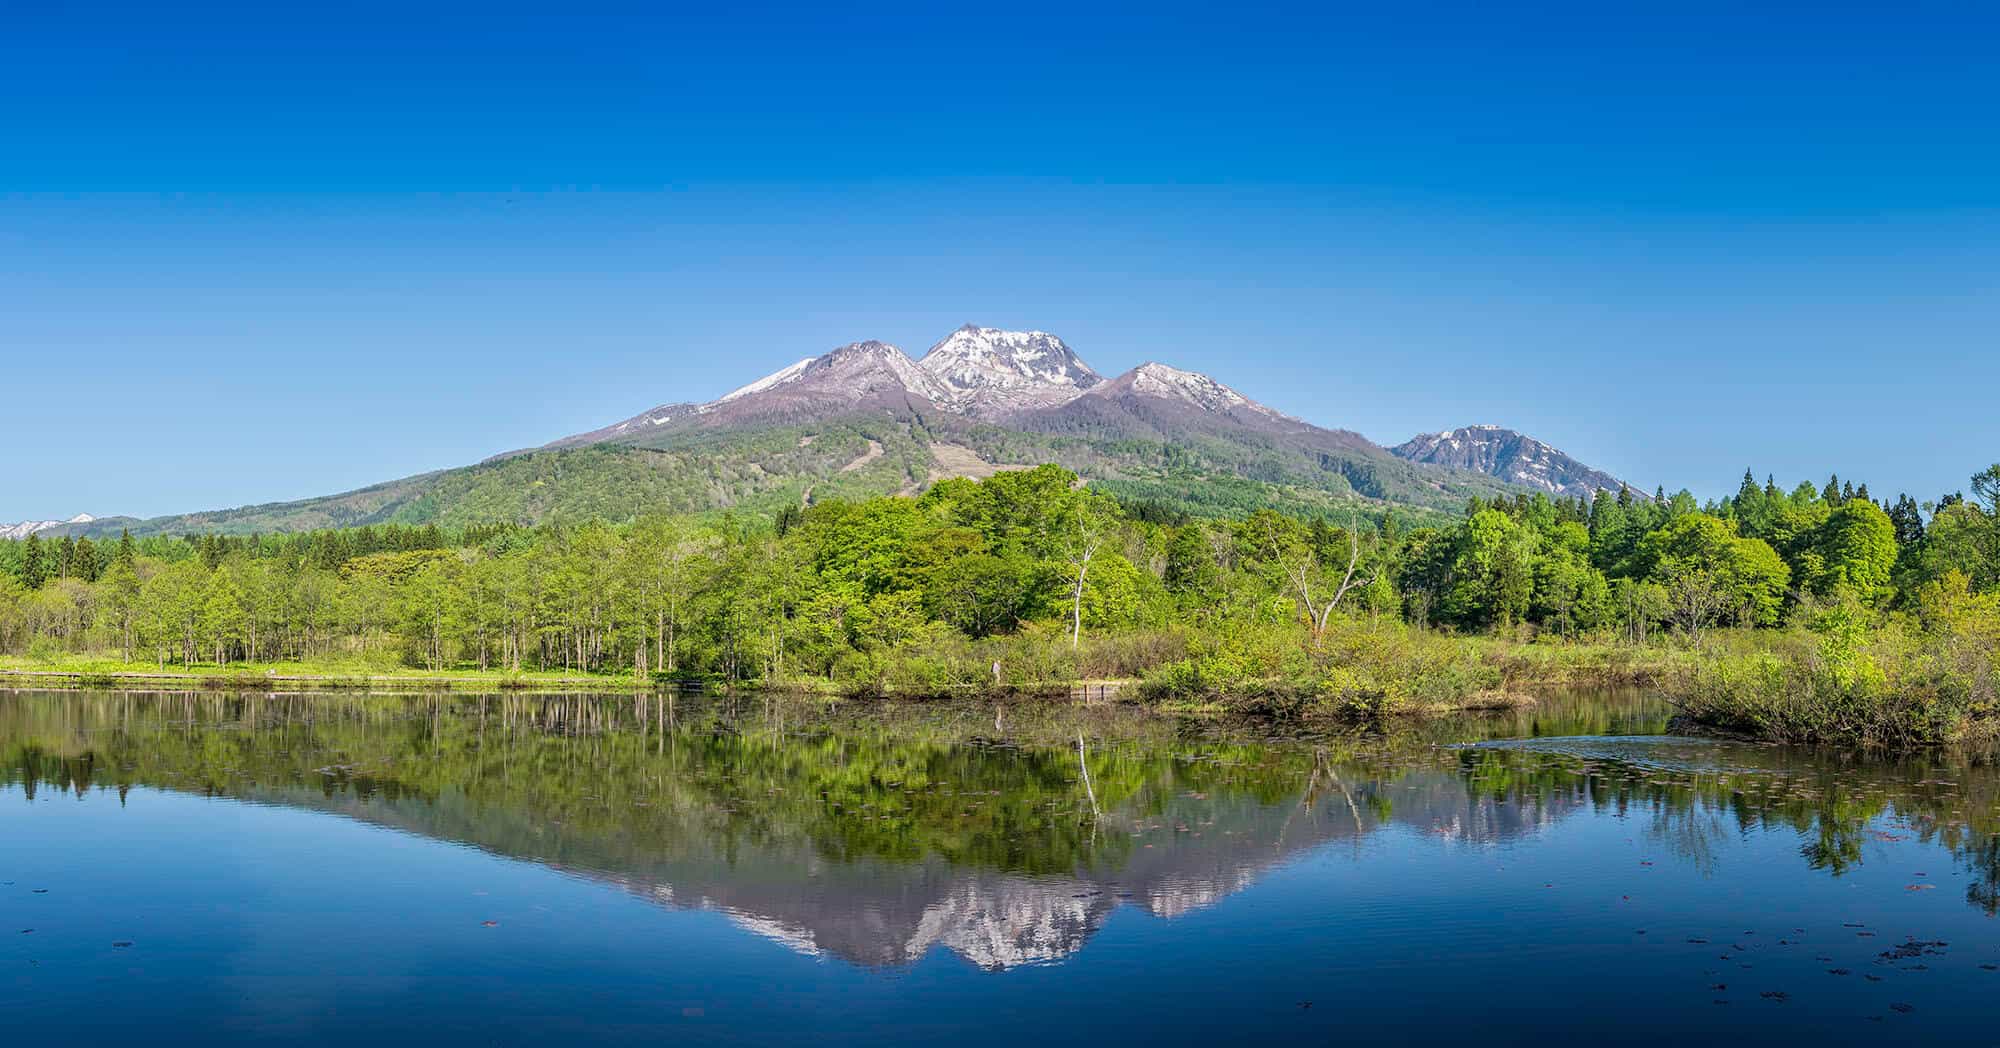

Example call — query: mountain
[1032,362,1321,439]
[915,325,1100,418]
[1,513,97,540]
[46,326,1631,538]
[1391,425,1633,498]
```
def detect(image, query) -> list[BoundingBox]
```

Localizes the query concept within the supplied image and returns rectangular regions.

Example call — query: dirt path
[839,439,884,473]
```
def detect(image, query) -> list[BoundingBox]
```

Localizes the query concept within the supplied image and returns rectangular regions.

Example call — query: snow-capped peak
[917,325,1101,416]
[1,513,96,541]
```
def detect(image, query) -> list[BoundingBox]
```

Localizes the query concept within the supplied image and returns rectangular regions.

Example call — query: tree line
[2,464,1996,682]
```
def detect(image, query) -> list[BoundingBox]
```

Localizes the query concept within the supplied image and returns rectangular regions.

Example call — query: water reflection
[3,688,1997,971]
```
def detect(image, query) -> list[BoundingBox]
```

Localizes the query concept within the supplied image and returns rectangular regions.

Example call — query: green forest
[4,464,1998,748]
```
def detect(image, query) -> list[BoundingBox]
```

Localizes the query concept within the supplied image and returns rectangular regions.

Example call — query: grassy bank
[16,611,1997,753]
[1126,621,1689,716]
[1663,602,2000,750]
[2,625,1678,713]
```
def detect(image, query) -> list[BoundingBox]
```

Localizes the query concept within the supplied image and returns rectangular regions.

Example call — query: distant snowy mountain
[1,513,96,540]
[62,324,1638,538]
[1391,426,1632,498]
[541,333,1307,452]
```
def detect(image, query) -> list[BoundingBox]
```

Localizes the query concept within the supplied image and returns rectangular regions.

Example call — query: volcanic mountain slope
[57,325,1628,537]
[1391,425,1635,498]
[537,340,955,450]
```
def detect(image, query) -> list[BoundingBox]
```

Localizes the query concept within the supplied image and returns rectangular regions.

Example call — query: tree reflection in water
[3,688,1996,968]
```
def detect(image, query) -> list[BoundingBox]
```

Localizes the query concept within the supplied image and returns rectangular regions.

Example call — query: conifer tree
[19,533,47,589]
[73,537,101,583]
[1887,494,1926,549]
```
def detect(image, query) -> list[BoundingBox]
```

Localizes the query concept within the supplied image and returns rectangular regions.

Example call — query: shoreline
[0,667,659,693]
[0,664,1551,718]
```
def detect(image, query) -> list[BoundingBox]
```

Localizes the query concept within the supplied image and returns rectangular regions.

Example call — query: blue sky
[3,0,1994,521]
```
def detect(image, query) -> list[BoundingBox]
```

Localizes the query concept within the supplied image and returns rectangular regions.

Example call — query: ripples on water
[2,687,1998,1043]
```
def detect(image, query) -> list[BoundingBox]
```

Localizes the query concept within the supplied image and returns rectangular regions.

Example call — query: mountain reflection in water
[4,688,1999,973]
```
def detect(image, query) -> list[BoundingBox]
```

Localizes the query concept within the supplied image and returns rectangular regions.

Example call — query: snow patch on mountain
[720,357,815,402]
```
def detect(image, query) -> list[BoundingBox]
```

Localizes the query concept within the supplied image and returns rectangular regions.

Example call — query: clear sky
[4,0,1995,522]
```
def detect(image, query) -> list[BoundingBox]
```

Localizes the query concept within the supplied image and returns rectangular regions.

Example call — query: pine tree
[72,537,101,583]
[1823,474,1841,504]
[19,533,47,590]
[1887,494,1926,548]
[115,528,137,567]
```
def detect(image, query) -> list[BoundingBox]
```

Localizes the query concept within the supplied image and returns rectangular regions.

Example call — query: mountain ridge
[1,514,98,541]
[39,326,1633,538]
[1389,425,1635,499]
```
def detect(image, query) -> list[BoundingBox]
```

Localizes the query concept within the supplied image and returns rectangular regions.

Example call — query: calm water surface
[4,688,1999,1044]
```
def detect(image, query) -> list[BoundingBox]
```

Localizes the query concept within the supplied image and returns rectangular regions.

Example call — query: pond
[3,688,1998,1043]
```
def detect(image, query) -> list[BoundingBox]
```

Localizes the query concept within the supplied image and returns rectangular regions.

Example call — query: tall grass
[1668,581,2000,750]
[1135,620,1683,716]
